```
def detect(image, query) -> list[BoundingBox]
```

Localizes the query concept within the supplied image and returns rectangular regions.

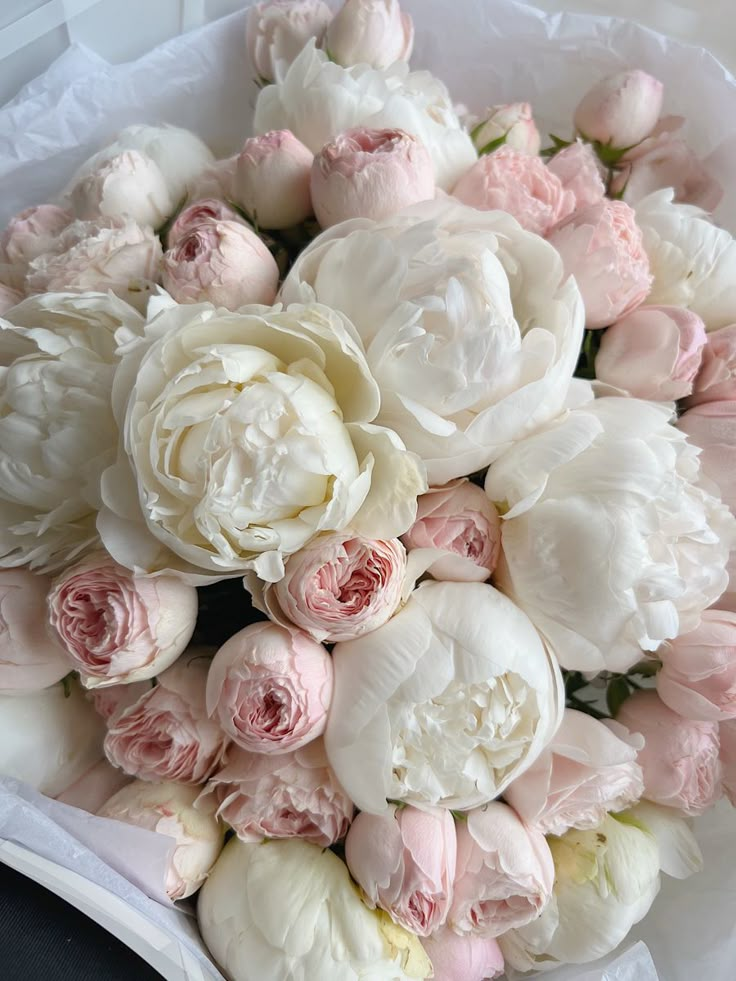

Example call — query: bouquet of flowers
[1,1,735,979]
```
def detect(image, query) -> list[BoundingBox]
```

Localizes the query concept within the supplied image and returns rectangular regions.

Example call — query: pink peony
[573,69,663,149]
[234,130,313,229]
[678,401,736,510]
[1,204,72,271]
[0,569,70,694]
[720,719,736,805]
[421,927,504,981]
[687,325,736,407]
[326,0,414,70]
[471,103,540,156]
[167,198,247,249]
[546,141,606,212]
[247,0,332,83]
[90,682,151,724]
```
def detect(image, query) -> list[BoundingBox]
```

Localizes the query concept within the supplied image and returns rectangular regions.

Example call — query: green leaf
[606,677,632,717]
[475,135,506,156]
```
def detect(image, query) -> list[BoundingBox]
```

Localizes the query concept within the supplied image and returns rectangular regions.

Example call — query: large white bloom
[636,188,736,330]
[281,198,585,484]
[486,397,735,674]
[253,42,476,191]
[98,296,425,583]
[197,837,432,981]
[324,580,563,814]
[0,292,144,572]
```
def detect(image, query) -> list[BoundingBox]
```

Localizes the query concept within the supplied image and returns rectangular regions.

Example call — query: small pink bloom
[326,0,414,70]
[311,127,435,228]
[167,199,247,249]
[70,150,174,229]
[574,69,663,149]
[104,650,229,784]
[720,720,736,805]
[247,0,332,83]
[161,219,278,309]
[471,103,540,156]
[616,689,722,816]
[0,283,22,313]
[546,199,652,328]
[595,304,707,400]
[687,325,736,407]
[56,759,132,813]
[48,551,198,689]
[503,710,644,836]
[401,479,501,583]
[345,804,456,937]
[546,141,606,212]
[449,802,554,938]
[235,130,313,229]
[1,204,72,269]
[206,622,333,754]
[452,146,575,236]
[678,401,736,511]
[197,739,353,847]
[0,569,70,694]
[421,927,505,981]
[91,682,151,723]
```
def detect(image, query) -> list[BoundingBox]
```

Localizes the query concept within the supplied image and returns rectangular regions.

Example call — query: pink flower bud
[326,0,414,70]
[546,141,606,211]
[345,804,456,937]
[0,569,70,694]
[452,146,575,237]
[595,304,707,400]
[0,283,22,313]
[167,199,247,248]
[546,199,652,328]
[311,127,435,228]
[471,103,540,156]
[1,204,72,269]
[574,69,664,149]
[234,130,313,229]
[247,0,332,83]
[721,719,736,806]
[421,928,505,981]
[678,401,736,511]
[687,325,736,407]
[70,150,174,229]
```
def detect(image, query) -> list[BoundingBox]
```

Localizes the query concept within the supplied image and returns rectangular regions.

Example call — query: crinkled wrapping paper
[0,1,735,978]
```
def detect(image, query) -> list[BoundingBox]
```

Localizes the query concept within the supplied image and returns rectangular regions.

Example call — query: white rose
[0,292,143,573]
[198,837,432,980]
[636,188,736,330]
[70,150,174,229]
[98,296,426,583]
[281,197,585,483]
[254,42,476,190]
[486,397,735,674]
[324,580,563,814]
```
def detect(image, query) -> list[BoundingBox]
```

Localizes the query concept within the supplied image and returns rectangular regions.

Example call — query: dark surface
[0,863,165,981]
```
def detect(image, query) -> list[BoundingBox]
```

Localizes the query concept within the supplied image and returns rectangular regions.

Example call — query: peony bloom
[687,325,736,406]
[324,580,563,813]
[401,479,501,582]
[721,720,736,805]
[48,551,198,689]
[616,689,722,815]
[573,69,663,149]
[198,837,432,980]
[161,219,279,309]
[198,739,353,847]
[0,569,70,693]
[421,928,504,981]
[206,622,333,754]
[594,304,707,400]
[452,146,575,237]
[247,0,332,83]
[311,127,435,228]
[326,0,414,70]
[251,532,407,643]
[1,204,72,274]
[90,682,151,724]
[471,103,540,156]
[546,198,652,328]
[104,650,229,784]
[69,150,174,229]
[281,197,584,484]
[234,130,313,229]
[98,297,425,583]
[345,804,456,937]
[678,401,736,513]
[166,198,247,249]
[99,781,225,899]
[254,42,476,191]
[486,398,735,673]
[449,802,554,938]
[0,284,22,314]
[503,710,644,836]
[546,141,606,211]
[0,291,143,573]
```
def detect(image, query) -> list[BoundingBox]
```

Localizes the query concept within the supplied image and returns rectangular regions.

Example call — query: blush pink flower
[546,141,606,212]
[0,569,70,694]
[235,130,313,229]
[345,804,456,937]
[421,927,504,981]
[720,720,736,805]
[452,146,575,237]
[197,739,353,847]
[546,199,652,328]
[616,689,722,816]
[1,204,72,271]
[167,199,247,249]
[687,325,736,407]
[471,103,540,156]
[678,401,736,512]
[91,682,151,723]
[206,622,333,754]
[574,69,663,149]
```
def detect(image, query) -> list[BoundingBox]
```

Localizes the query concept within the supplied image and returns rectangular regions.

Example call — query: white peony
[324,580,563,814]
[69,150,174,230]
[98,296,426,583]
[197,836,432,981]
[0,292,144,572]
[281,197,584,484]
[486,397,735,674]
[636,188,736,330]
[253,42,476,190]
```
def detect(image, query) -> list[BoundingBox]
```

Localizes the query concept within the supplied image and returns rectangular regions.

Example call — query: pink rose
[616,689,722,815]
[161,219,278,309]
[326,0,414,70]
[345,804,456,937]
[471,103,540,156]
[574,69,663,149]
[449,802,554,938]
[257,533,406,643]
[452,146,575,237]
[546,141,606,212]
[1,204,72,271]
[656,610,736,721]
[311,128,435,228]
[595,305,707,400]
[167,199,247,249]
[56,759,132,813]
[401,479,501,583]
[720,720,736,805]
[48,551,198,689]
[678,401,736,510]
[503,710,644,836]
[0,569,70,694]
[91,682,151,723]
[104,650,229,784]
[197,739,353,846]
[687,325,736,407]
[247,0,332,83]
[421,928,504,981]
[234,130,313,229]
[70,150,174,229]
[546,199,652,328]
[0,283,22,314]
[205,621,333,753]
